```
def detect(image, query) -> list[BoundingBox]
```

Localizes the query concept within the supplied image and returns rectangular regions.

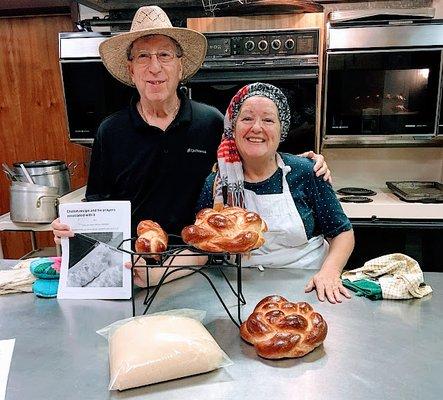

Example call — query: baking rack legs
[131,261,246,327]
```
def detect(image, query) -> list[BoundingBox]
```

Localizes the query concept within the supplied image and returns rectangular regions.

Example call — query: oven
[59,32,137,145]
[439,79,443,135]
[187,29,320,154]
[59,29,319,152]
[323,19,443,147]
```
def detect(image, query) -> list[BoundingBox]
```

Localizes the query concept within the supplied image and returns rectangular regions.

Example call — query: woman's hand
[51,218,74,245]
[299,151,332,183]
[304,269,351,304]
[305,230,354,304]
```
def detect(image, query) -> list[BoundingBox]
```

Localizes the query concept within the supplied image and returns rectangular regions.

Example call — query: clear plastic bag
[97,309,233,391]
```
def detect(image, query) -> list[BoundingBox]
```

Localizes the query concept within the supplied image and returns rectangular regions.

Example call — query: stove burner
[337,187,377,196]
[339,196,373,203]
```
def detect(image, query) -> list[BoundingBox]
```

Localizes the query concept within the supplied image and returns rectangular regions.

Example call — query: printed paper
[58,201,132,299]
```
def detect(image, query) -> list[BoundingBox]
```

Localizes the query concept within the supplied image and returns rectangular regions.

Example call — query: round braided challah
[135,220,168,254]
[240,295,328,359]
[181,207,267,253]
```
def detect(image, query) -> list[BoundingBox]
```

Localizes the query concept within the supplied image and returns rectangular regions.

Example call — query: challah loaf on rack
[181,207,267,253]
[135,220,168,254]
[240,295,328,359]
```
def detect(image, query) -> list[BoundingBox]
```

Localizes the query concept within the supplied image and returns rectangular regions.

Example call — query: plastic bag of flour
[97,309,232,391]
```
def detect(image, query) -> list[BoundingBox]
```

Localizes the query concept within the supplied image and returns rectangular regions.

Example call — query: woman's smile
[245,136,266,143]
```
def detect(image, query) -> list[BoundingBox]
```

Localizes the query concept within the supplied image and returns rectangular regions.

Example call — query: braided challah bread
[181,207,267,253]
[135,220,168,254]
[240,295,328,359]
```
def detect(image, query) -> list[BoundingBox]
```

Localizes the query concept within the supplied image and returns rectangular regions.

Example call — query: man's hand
[299,151,332,183]
[124,250,204,288]
[124,257,148,287]
[51,218,74,245]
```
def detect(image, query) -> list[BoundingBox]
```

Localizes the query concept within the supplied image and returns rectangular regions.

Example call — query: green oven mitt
[342,279,383,300]
[32,279,59,298]
[30,258,60,279]
[30,257,61,298]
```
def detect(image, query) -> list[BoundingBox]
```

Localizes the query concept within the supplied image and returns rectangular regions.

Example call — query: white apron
[242,155,328,269]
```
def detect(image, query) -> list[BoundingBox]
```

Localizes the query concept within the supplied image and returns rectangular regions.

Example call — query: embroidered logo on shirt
[187,148,207,154]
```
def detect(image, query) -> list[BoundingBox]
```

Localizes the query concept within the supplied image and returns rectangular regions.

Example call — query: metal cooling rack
[118,235,246,327]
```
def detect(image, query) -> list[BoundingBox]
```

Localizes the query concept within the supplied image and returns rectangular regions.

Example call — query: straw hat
[99,5,207,87]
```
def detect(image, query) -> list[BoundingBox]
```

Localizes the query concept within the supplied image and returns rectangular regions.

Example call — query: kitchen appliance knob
[271,39,282,50]
[285,39,295,50]
[258,40,268,51]
[244,40,255,51]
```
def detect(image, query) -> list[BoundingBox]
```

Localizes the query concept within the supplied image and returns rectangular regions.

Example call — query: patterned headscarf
[213,82,291,210]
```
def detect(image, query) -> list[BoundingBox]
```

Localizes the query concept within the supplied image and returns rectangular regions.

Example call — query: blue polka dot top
[196,152,352,240]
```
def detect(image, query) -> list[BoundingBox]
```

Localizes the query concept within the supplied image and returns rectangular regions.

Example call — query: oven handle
[191,68,318,82]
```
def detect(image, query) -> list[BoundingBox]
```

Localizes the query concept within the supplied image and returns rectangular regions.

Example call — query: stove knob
[258,40,268,51]
[271,39,282,50]
[284,38,295,50]
[244,40,255,52]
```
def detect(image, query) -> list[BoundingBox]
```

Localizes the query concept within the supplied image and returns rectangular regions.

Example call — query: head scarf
[213,82,291,210]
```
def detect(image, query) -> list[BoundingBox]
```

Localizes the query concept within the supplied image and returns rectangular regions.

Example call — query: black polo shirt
[86,91,223,236]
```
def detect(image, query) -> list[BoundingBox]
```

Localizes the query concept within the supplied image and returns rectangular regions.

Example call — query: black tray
[386,181,443,203]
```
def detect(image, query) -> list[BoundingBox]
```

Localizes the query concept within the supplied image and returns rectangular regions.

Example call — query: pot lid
[13,160,66,168]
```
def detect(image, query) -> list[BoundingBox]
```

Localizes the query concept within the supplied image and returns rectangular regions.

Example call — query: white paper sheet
[57,201,132,299]
[0,339,15,400]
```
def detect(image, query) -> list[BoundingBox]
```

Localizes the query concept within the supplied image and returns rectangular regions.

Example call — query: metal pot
[12,160,76,195]
[10,182,59,223]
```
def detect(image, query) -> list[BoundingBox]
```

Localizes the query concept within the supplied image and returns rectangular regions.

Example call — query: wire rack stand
[118,235,246,327]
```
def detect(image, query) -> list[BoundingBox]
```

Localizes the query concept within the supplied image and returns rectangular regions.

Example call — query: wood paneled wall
[187,13,324,32]
[0,15,89,259]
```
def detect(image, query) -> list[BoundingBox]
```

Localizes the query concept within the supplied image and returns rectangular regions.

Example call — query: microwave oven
[322,19,443,147]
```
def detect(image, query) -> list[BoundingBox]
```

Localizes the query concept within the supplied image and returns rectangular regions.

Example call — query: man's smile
[146,80,165,85]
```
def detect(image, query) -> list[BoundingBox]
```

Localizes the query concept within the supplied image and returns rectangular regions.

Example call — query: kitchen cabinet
[348,220,442,272]
[0,1,71,16]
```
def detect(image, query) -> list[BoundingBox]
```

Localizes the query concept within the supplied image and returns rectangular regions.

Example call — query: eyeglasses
[129,50,181,65]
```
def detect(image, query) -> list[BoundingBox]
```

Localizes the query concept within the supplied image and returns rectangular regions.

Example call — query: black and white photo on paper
[67,232,124,288]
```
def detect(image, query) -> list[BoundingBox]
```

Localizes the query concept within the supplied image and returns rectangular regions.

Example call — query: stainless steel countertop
[1,264,442,400]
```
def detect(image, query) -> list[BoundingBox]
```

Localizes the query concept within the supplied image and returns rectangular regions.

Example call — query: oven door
[439,83,443,136]
[323,49,442,146]
[187,66,318,154]
[60,60,137,145]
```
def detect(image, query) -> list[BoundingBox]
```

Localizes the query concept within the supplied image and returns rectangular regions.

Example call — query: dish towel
[341,253,433,300]
[0,259,36,295]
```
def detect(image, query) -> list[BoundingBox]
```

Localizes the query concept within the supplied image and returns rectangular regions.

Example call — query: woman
[196,83,355,304]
